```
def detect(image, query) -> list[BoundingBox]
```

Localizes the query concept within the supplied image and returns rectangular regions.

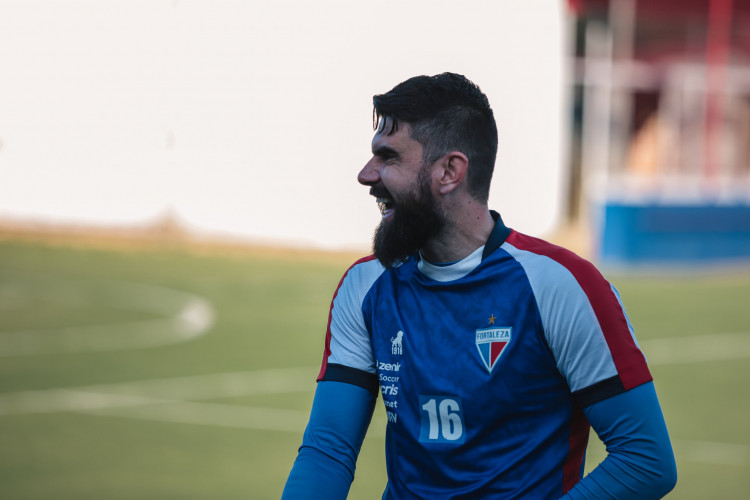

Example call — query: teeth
[376,197,393,215]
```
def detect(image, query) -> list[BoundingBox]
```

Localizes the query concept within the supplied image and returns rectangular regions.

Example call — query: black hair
[373,73,498,203]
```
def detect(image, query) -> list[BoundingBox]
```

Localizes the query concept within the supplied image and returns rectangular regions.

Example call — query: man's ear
[436,151,469,195]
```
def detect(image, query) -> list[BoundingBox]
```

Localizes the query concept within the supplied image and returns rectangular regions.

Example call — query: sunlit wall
[0,1,568,250]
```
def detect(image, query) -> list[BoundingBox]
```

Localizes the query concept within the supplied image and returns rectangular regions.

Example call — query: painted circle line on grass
[0,280,215,356]
[1,276,748,469]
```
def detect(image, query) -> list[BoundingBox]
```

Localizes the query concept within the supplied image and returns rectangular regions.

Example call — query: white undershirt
[417,245,485,282]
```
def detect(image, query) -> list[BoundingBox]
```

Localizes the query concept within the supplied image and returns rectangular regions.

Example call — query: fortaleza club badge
[475,325,511,373]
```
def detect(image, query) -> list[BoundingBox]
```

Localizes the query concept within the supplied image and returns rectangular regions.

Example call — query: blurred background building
[567,0,750,265]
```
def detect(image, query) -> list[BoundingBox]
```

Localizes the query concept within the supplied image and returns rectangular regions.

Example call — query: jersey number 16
[419,396,465,444]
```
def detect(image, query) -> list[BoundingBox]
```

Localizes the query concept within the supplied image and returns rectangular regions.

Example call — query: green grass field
[1,238,749,499]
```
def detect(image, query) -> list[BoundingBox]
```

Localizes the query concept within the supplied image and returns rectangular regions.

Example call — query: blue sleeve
[562,382,677,499]
[282,380,377,500]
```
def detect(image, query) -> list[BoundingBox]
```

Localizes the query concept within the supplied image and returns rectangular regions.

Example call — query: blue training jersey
[317,214,652,499]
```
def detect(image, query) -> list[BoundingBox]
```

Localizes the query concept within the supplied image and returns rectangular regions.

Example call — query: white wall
[0,0,568,250]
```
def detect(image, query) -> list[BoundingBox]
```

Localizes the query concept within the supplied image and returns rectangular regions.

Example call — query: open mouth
[377,197,395,219]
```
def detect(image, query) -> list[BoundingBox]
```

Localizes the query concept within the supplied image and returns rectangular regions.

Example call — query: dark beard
[372,172,444,268]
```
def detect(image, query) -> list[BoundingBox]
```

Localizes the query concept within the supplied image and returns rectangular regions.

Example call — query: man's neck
[420,208,495,264]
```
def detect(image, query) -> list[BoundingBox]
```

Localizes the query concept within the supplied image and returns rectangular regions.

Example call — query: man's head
[372,72,498,204]
[359,73,498,267]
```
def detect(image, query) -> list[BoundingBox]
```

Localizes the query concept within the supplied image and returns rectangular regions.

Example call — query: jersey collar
[482,210,511,261]
[416,210,511,282]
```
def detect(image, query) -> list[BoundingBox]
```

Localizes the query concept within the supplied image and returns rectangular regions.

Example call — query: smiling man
[282,73,677,499]
[366,117,449,269]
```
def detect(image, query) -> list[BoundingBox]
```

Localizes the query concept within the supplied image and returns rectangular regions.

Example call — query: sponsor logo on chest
[390,330,404,355]
[377,330,405,415]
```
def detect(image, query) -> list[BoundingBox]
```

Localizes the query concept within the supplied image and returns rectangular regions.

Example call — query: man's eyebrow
[373,146,398,159]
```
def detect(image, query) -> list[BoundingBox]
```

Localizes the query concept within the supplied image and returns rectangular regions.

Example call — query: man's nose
[357,159,380,186]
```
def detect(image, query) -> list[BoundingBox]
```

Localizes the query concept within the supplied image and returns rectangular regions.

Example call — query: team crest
[475,326,511,373]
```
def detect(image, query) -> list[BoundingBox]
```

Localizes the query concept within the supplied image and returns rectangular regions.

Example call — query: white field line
[0,281,215,356]
[0,366,318,416]
[0,365,374,434]
[83,401,313,433]
[81,401,388,436]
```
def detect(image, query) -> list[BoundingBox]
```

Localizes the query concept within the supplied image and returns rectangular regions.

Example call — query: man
[283,73,677,499]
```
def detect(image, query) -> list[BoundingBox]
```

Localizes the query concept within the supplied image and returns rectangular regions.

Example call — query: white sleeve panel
[326,258,386,374]
[503,243,619,393]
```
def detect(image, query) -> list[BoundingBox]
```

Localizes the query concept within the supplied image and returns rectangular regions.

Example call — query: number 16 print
[419,395,466,444]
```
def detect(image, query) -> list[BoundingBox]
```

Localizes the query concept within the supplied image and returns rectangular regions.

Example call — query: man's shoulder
[504,230,588,264]
[343,254,383,276]
[502,229,601,278]
[334,255,387,297]
[497,229,615,306]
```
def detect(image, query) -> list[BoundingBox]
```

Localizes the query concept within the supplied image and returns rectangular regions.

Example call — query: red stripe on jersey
[506,231,651,391]
[316,255,377,382]
[563,404,590,493]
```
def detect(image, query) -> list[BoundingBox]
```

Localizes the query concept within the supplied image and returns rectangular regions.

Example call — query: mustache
[369,186,391,199]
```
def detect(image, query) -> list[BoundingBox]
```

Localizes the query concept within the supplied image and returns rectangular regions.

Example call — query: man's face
[358,119,445,267]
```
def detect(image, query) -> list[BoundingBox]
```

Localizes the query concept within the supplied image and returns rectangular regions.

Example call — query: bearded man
[282,73,676,499]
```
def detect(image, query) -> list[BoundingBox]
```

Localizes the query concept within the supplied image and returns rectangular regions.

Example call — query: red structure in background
[704,0,734,178]
[567,0,750,265]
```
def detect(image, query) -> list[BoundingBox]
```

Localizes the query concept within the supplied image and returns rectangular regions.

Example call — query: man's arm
[562,382,677,499]
[282,381,377,500]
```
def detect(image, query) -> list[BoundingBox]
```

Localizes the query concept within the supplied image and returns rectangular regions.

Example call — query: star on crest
[488,314,496,325]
